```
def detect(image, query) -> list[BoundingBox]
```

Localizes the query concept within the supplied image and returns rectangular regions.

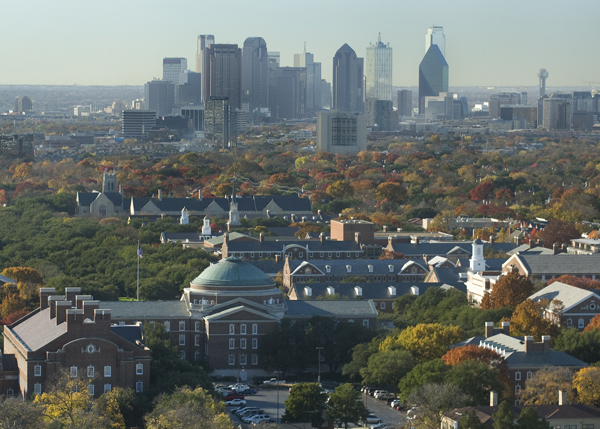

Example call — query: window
[527,371,532,380]
[229,338,235,349]
[380,302,386,310]
[251,252,255,258]
[336,252,340,257]
[240,324,246,335]
[320,252,324,257]
[136,364,143,375]
[259,253,263,258]
[195,335,200,346]
[179,334,185,345]
[104,366,111,377]
[228,354,235,365]
[88,385,94,396]
[567,318,573,327]
[6,389,14,398]
[309,252,313,257]
[87,365,95,378]
[240,354,247,365]
[328,252,332,257]
[240,338,247,349]
[164,321,170,331]
[252,324,258,334]
[363,319,369,328]
[515,385,521,394]
[252,338,258,349]
[195,321,200,332]
[252,354,258,365]
[515,371,521,381]
[195,351,200,361]
[179,320,185,331]
[229,324,235,334]
[136,382,143,393]
[34,364,42,376]
[347,252,351,257]
[70,366,77,378]
[348,319,354,323]
[34,383,42,395]
[579,318,585,329]
[180,350,186,359]
[104,384,111,393]
[583,425,594,429]
[299,252,303,258]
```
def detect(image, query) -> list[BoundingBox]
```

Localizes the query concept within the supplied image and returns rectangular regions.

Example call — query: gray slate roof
[0,274,16,284]
[133,195,312,213]
[528,281,600,312]
[511,254,600,274]
[161,232,206,242]
[111,325,143,343]
[288,259,424,276]
[9,308,67,351]
[390,242,516,256]
[285,300,378,318]
[100,301,190,319]
[507,244,555,255]
[294,282,452,300]
[226,240,361,252]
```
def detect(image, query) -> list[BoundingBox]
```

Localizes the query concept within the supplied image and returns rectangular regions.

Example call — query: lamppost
[316,347,323,384]
[363,370,370,413]
[274,370,282,423]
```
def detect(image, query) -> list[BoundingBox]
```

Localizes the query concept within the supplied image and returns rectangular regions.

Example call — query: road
[226,386,407,428]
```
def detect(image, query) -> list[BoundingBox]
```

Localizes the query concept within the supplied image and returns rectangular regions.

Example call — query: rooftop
[190,257,275,288]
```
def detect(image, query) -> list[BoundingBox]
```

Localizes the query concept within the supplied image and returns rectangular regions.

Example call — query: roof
[444,404,600,424]
[245,260,285,275]
[267,227,302,237]
[508,254,600,275]
[294,282,448,300]
[204,232,256,247]
[161,232,206,243]
[390,241,516,256]
[9,308,68,351]
[111,325,143,343]
[427,266,469,286]
[101,300,190,319]
[0,273,16,284]
[529,281,600,313]
[77,192,98,207]
[225,240,362,252]
[288,259,426,276]
[190,257,275,288]
[507,244,555,255]
[285,300,377,318]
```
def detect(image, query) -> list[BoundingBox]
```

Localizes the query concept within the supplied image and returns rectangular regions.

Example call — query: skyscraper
[196,35,215,72]
[163,58,187,84]
[14,96,33,113]
[317,110,366,154]
[203,44,242,110]
[365,33,393,101]
[397,90,412,117]
[425,26,445,57]
[294,49,322,112]
[205,97,230,149]
[418,44,448,114]
[269,67,303,120]
[144,80,175,118]
[332,44,364,113]
[242,37,269,116]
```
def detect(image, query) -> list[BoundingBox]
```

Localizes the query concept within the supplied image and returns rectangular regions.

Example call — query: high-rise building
[196,35,215,73]
[538,69,549,98]
[397,90,412,117]
[332,44,364,113]
[203,44,242,110]
[418,44,448,114]
[144,80,175,118]
[205,97,231,149]
[365,33,393,101]
[294,48,323,112]
[365,98,393,130]
[426,26,445,57]
[176,71,202,105]
[14,96,33,113]
[242,37,269,116]
[488,92,522,118]
[180,105,205,134]
[267,51,280,72]
[543,96,571,130]
[317,110,366,154]
[163,58,187,84]
[122,110,156,140]
[269,67,303,120]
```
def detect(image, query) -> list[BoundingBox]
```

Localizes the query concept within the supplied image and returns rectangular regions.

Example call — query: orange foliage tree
[510,299,560,341]
[442,344,511,391]
[481,271,534,309]
[584,314,600,332]
[547,274,600,291]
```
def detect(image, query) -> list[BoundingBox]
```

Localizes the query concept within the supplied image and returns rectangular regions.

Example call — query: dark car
[240,389,258,395]
[223,393,245,401]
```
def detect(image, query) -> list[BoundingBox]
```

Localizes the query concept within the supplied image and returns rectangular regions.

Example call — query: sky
[2,0,599,87]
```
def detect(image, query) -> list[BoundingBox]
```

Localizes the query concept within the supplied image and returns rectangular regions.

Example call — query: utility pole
[274,370,282,423]
[316,347,323,384]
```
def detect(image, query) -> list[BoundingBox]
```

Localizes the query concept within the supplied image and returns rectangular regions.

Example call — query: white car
[365,414,382,424]
[229,383,249,391]
[225,398,247,406]
[390,399,402,408]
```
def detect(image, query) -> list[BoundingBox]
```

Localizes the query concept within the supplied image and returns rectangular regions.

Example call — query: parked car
[229,383,249,391]
[225,398,247,406]
[250,416,275,425]
[239,409,265,420]
[243,413,270,423]
[390,399,402,408]
[223,393,245,401]
[407,407,421,421]
[234,406,259,416]
[378,392,395,400]
[240,388,258,395]
[263,378,285,385]
[365,414,383,424]
[370,423,393,429]
[373,390,389,399]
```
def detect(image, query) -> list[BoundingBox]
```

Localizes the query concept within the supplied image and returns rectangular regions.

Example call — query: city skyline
[2,0,599,87]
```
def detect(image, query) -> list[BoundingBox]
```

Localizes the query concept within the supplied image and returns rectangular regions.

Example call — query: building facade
[418,44,449,114]
[242,37,269,116]
[163,58,187,84]
[316,110,366,154]
[121,110,156,140]
[332,44,364,113]
[397,90,413,117]
[365,34,393,101]
[425,26,445,57]
[205,97,231,148]
[203,44,242,110]
[144,80,175,118]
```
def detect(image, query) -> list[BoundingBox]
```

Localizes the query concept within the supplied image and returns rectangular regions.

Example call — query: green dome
[191,257,274,288]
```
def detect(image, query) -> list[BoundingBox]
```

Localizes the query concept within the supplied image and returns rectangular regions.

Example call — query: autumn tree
[585,314,600,331]
[510,299,560,340]
[481,272,534,310]
[573,367,600,406]
[326,181,354,200]
[1,266,44,298]
[392,323,464,362]
[548,274,600,291]
[442,344,504,367]
[0,396,46,428]
[520,367,575,405]
[537,219,580,248]
[378,250,406,260]
[408,383,471,429]
[374,182,408,204]
[470,181,495,202]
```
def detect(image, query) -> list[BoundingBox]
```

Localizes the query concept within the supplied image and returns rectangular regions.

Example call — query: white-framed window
[228,354,235,365]
[195,335,200,346]
[363,319,369,328]
[104,366,111,377]
[515,371,521,381]
[195,351,200,361]
[567,318,573,327]
[179,334,185,345]
[240,324,246,335]
[252,324,258,334]
[579,318,585,328]
[229,324,235,334]
[252,354,258,365]
[348,319,354,323]
[526,371,532,380]
[164,321,170,331]
[240,354,247,365]
[251,252,255,258]
[87,365,94,378]
[299,252,303,258]
[136,364,143,375]
[320,252,324,257]
[88,385,94,395]
[380,302,386,310]
[34,364,42,377]
[259,253,263,258]
[229,338,235,349]
[309,252,313,257]
[240,338,247,349]
[6,389,14,398]
[136,382,143,393]
[515,385,521,394]
[34,383,42,395]
[336,252,340,257]
[252,338,258,349]
[195,321,200,332]
[180,350,186,359]
[104,384,111,393]
[70,366,77,378]
[328,252,332,257]
[179,320,185,331]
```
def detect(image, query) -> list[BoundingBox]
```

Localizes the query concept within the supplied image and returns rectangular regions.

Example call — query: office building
[488,92,522,118]
[122,110,156,140]
[365,33,393,101]
[294,49,323,112]
[181,105,205,134]
[316,110,366,154]
[397,90,413,117]
[144,80,175,118]
[543,97,571,130]
[242,37,269,116]
[205,97,230,149]
[14,96,33,113]
[423,92,457,120]
[163,58,187,84]
[418,44,448,114]
[269,67,303,120]
[538,69,549,98]
[268,51,280,72]
[500,105,538,129]
[332,44,364,113]
[320,79,332,109]
[365,98,393,130]
[203,44,242,110]
[426,26,445,57]
[196,35,215,73]
[176,71,202,105]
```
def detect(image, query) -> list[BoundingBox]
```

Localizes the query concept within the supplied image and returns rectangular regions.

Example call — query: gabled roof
[161,232,206,243]
[76,191,98,207]
[287,259,414,276]
[101,300,190,319]
[400,260,428,273]
[427,256,456,267]
[285,300,377,318]
[9,308,67,351]
[528,281,600,313]
[204,305,279,322]
[111,325,143,344]
[506,254,600,275]
[204,232,257,247]
[291,261,325,276]
[391,242,516,256]
[507,244,555,255]
[293,282,449,300]
[0,273,16,284]
[225,240,361,252]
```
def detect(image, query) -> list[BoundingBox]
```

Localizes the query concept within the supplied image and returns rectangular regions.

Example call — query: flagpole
[137,240,140,302]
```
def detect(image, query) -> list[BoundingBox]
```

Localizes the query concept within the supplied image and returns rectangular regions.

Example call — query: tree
[374,182,408,204]
[93,387,135,429]
[510,300,560,341]
[408,383,471,429]
[520,367,574,405]
[283,383,327,424]
[342,337,383,380]
[553,328,600,364]
[573,367,600,406]
[481,272,534,310]
[516,407,550,429]
[326,181,354,200]
[397,359,450,402]
[586,314,600,331]
[394,323,464,362]
[537,219,579,248]
[492,401,515,429]
[378,250,406,260]
[446,361,504,406]
[0,396,46,428]
[144,387,234,429]
[360,349,415,388]
[326,383,369,429]
[548,274,600,291]
[442,344,504,367]
[470,181,495,201]
[458,410,486,429]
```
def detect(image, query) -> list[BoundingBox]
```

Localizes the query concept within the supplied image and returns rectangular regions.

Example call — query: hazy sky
[3,0,599,87]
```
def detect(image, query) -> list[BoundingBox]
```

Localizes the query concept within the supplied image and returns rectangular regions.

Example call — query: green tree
[458,410,486,429]
[408,383,471,429]
[360,349,415,388]
[374,182,408,204]
[398,359,450,402]
[342,336,383,380]
[492,401,515,429]
[326,181,354,200]
[446,361,504,406]
[326,383,368,429]
[283,383,327,424]
[0,397,46,429]
[553,328,600,364]
[516,407,550,429]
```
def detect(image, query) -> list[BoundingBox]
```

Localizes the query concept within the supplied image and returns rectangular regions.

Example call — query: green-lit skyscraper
[418,44,448,114]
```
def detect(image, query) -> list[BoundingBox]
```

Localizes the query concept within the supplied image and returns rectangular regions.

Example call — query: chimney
[529,239,536,249]
[259,233,264,243]
[317,209,322,217]
[558,390,567,406]
[553,243,560,255]
[56,300,72,324]
[94,308,111,323]
[502,321,510,335]
[48,296,66,319]
[383,225,388,232]
[490,391,499,407]
[302,216,307,223]
[485,322,495,337]
[423,254,428,263]
[542,335,551,352]
[40,287,56,310]
[524,336,534,352]
[275,254,281,262]
[489,235,494,244]
[515,236,521,246]
[75,295,93,309]
[119,184,123,196]
[158,189,162,201]
[198,187,202,200]
[320,233,325,243]
[83,300,100,320]
[66,308,84,326]
[355,232,361,245]
[388,235,393,247]
[266,209,270,218]
[291,214,296,223]
[223,232,229,243]
[65,287,81,306]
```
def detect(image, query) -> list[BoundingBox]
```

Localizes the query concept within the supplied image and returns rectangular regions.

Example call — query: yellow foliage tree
[510,299,560,341]
[573,367,600,406]
[389,323,464,362]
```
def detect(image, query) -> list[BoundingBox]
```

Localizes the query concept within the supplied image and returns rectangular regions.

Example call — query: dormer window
[388,286,397,296]
[368,265,373,273]
[354,286,363,296]
[326,265,331,273]
[346,265,351,273]
[388,265,394,273]
[304,287,312,297]
[327,286,335,295]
